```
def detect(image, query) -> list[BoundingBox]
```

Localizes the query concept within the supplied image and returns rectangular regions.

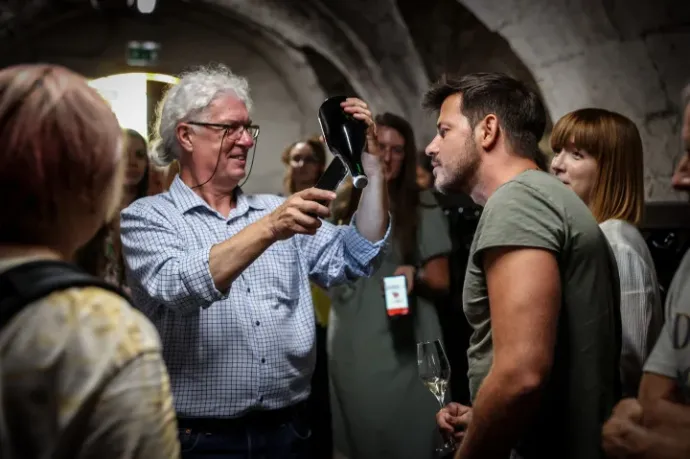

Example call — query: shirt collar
[169,175,267,216]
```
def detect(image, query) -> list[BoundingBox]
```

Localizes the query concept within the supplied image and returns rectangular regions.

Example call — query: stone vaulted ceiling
[1,0,690,200]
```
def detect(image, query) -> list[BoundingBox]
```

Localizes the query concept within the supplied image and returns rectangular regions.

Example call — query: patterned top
[599,219,664,396]
[120,176,389,418]
[0,257,179,459]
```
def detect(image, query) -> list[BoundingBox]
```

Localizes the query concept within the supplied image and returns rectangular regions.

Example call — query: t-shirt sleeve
[643,317,678,379]
[419,193,452,262]
[472,180,564,266]
[643,251,690,378]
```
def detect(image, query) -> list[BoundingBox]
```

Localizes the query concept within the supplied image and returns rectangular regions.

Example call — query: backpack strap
[0,259,129,330]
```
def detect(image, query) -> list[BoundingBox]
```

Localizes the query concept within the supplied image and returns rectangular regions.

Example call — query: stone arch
[202,0,431,140]
[0,2,329,194]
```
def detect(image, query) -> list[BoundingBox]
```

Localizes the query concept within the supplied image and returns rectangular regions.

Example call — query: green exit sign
[127,41,160,67]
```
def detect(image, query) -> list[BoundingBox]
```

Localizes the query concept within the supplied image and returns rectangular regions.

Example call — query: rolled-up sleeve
[300,211,391,288]
[120,202,226,314]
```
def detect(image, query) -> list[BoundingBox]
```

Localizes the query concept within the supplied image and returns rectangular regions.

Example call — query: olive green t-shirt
[463,170,621,459]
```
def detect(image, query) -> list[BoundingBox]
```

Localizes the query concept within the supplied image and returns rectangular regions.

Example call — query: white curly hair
[149,63,253,166]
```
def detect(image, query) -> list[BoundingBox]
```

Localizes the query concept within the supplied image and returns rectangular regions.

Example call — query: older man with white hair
[120,64,390,458]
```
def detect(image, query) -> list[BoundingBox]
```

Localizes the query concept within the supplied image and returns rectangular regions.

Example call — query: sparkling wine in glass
[417,339,456,457]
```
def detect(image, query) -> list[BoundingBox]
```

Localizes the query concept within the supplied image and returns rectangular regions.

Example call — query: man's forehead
[208,93,249,120]
[437,93,463,123]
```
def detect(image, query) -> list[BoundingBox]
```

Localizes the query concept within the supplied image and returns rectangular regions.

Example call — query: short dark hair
[423,73,547,163]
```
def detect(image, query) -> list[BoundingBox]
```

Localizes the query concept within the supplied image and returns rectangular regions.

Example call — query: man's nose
[425,136,440,156]
[236,129,254,148]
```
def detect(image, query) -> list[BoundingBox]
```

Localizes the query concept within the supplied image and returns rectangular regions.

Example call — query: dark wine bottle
[318,96,369,189]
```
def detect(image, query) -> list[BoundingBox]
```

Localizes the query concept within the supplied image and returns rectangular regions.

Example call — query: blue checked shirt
[120,176,390,418]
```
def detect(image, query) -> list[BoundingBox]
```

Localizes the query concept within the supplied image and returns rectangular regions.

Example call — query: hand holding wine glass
[437,402,472,442]
[417,339,456,456]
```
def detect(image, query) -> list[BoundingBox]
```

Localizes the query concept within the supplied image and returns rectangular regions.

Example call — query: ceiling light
[136,0,157,14]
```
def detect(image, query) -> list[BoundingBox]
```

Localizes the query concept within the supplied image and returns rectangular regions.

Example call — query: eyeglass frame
[187,121,260,140]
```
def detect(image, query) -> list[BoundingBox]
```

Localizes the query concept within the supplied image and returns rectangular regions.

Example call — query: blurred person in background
[416,150,434,191]
[329,112,451,459]
[282,136,327,197]
[74,129,156,292]
[0,64,178,458]
[148,161,175,196]
[280,136,333,458]
[550,108,663,397]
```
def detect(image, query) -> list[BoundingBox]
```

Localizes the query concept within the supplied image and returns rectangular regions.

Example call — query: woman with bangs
[550,108,664,397]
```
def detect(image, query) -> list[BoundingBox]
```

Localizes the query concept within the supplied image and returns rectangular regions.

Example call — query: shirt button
[255,321,260,326]
[261,358,266,364]
[259,396,264,402]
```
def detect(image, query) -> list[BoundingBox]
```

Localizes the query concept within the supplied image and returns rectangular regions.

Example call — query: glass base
[435,440,456,458]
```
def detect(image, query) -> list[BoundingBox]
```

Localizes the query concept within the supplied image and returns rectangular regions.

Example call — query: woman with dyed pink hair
[0,64,179,458]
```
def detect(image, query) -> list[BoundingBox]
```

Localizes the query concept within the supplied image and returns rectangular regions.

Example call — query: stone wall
[0,0,688,199]
[0,2,326,195]
[460,0,690,200]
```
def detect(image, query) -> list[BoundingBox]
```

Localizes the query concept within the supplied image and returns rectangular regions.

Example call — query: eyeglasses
[188,121,260,140]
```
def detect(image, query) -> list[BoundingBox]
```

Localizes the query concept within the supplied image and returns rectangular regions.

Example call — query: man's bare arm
[456,247,561,459]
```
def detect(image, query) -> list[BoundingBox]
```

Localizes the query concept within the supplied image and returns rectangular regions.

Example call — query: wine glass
[417,339,455,456]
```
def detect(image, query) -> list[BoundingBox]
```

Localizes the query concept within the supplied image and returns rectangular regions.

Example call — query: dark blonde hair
[125,128,150,199]
[551,108,644,225]
[0,64,123,246]
[280,136,327,195]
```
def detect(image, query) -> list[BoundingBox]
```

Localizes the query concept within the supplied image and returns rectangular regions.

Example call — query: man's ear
[176,123,194,154]
[476,114,499,151]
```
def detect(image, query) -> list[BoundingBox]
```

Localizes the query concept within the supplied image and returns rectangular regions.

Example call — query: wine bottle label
[384,275,409,316]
